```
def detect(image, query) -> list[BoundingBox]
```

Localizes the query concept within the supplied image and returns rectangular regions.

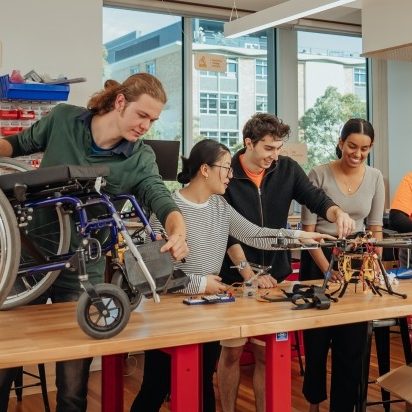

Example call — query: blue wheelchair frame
[0,164,187,339]
[19,192,156,278]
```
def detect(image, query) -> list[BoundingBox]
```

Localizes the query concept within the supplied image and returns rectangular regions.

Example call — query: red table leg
[102,354,124,412]
[165,344,200,412]
[264,333,292,412]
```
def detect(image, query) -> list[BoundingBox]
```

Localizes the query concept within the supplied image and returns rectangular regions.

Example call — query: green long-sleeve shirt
[7,103,180,289]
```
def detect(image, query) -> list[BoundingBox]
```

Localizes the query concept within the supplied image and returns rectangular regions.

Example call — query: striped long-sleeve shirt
[150,190,299,294]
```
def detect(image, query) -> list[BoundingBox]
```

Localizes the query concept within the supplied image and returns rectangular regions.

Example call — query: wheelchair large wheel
[0,189,21,307]
[111,269,143,311]
[0,158,71,309]
[77,283,131,339]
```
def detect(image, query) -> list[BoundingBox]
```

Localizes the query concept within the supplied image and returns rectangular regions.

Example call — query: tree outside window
[297,31,367,172]
[299,86,366,172]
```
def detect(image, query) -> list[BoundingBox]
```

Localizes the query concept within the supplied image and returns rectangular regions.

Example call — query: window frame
[200,92,218,114]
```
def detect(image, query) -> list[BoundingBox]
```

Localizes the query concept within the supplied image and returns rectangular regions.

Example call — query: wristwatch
[238,260,249,270]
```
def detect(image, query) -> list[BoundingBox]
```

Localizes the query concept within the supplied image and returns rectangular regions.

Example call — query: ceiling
[161,0,363,25]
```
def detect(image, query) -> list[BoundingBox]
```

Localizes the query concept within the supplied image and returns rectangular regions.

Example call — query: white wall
[0,0,102,106]
[387,60,412,200]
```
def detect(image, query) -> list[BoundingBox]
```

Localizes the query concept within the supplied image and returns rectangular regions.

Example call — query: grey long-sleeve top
[302,163,385,235]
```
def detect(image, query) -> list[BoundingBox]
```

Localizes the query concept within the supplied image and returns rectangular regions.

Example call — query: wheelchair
[0,158,188,339]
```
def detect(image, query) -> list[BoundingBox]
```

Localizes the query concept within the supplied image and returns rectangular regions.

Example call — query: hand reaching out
[256,274,277,289]
[298,231,336,244]
[334,210,356,239]
[160,233,189,261]
[328,269,343,283]
[205,275,228,294]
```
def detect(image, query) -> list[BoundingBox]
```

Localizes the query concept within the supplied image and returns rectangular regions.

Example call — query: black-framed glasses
[210,164,233,177]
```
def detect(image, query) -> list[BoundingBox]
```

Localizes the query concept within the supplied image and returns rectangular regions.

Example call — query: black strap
[281,284,337,310]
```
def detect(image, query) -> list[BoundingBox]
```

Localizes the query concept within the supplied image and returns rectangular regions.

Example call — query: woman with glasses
[131,138,333,412]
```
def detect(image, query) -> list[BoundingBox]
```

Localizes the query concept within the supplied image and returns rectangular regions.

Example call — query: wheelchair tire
[0,158,71,309]
[77,283,131,339]
[0,188,21,308]
[111,270,143,311]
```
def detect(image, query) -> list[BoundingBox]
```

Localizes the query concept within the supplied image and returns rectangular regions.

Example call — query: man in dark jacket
[217,113,354,412]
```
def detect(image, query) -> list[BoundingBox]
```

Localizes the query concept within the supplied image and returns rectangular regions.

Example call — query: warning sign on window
[194,53,227,73]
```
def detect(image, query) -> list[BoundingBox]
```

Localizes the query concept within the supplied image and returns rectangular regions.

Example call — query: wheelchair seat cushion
[0,165,110,192]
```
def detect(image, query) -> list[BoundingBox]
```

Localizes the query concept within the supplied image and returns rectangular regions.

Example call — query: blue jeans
[0,285,93,412]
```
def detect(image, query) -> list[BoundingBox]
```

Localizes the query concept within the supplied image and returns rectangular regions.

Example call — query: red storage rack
[0,109,19,120]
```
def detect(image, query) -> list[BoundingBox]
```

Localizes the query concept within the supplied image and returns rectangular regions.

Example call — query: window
[200,130,218,140]
[200,93,218,114]
[256,95,268,112]
[130,66,139,75]
[103,7,182,192]
[145,62,156,75]
[354,67,366,86]
[245,42,260,50]
[220,94,238,115]
[221,59,238,78]
[227,59,237,74]
[297,31,367,172]
[220,131,239,148]
[200,93,237,115]
[256,59,267,80]
[192,18,268,152]
[201,131,239,150]
[200,70,218,77]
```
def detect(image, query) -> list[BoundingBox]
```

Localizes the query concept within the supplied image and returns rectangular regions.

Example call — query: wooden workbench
[1,280,412,411]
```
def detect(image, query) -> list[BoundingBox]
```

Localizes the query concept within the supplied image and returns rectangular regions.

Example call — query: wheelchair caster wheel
[111,270,142,311]
[77,283,131,339]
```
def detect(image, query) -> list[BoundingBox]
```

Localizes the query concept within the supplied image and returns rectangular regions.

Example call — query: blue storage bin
[0,75,69,101]
[392,267,412,280]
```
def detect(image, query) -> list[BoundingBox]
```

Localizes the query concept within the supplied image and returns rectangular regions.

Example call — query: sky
[298,31,362,54]
[103,7,180,44]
